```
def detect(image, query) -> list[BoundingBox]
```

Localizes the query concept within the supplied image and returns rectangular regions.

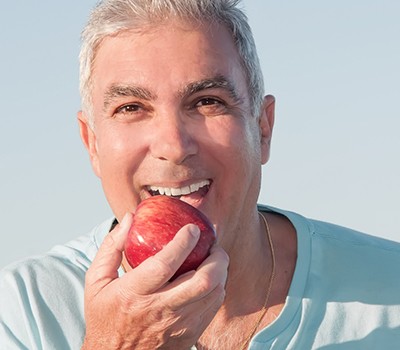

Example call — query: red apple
[124,195,216,280]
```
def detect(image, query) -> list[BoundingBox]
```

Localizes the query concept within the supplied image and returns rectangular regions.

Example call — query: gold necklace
[239,211,276,350]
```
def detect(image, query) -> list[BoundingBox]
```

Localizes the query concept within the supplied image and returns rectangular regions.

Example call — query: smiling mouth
[146,179,211,202]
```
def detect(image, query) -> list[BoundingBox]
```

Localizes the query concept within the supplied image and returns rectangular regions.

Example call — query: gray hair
[79,0,265,125]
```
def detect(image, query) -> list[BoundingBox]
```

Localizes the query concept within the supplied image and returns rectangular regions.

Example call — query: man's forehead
[90,19,249,109]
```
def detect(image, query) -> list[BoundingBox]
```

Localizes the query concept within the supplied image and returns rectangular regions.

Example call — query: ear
[77,111,101,178]
[259,95,275,164]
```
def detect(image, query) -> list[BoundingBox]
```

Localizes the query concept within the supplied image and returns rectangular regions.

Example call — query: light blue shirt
[0,218,115,350]
[250,206,400,349]
[1,208,400,349]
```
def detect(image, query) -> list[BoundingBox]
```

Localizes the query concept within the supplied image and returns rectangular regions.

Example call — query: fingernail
[188,224,200,239]
[120,212,131,230]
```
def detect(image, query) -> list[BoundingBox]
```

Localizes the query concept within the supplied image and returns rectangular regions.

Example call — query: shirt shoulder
[311,218,400,251]
[253,205,400,349]
[309,218,400,281]
[0,218,114,350]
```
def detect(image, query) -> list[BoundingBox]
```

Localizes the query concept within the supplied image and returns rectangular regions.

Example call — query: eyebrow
[180,75,241,102]
[103,75,241,111]
[103,85,157,111]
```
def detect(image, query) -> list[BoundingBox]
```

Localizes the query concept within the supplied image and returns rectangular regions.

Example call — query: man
[1,0,400,349]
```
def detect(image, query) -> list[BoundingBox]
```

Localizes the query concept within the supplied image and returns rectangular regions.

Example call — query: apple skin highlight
[124,195,216,280]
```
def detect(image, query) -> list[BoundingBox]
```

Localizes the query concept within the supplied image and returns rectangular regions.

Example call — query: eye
[116,103,141,114]
[195,97,223,107]
[194,97,227,116]
[112,102,149,122]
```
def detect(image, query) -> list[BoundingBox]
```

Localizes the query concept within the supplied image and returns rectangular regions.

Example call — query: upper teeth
[148,180,210,196]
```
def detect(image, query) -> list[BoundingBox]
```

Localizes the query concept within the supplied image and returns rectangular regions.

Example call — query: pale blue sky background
[1,1,399,268]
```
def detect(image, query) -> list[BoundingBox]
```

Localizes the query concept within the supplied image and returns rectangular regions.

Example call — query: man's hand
[82,213,229,350]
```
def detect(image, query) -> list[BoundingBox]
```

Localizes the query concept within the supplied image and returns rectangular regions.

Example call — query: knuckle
[124,293,157,313]
[147,256,176,280]
[195,273,215,295]
[102,233,117,249]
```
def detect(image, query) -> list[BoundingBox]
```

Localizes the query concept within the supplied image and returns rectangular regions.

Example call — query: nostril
[149,120,198,164]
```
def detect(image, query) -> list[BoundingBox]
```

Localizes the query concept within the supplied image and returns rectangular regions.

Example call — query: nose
[149,113,198,164]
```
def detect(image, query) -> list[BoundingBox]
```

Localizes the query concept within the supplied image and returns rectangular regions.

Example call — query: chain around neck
[239,211,276,350]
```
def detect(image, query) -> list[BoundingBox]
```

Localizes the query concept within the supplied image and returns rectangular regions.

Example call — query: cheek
[95,126,145,178]
[205,118,261,188]
[94,127,146,217]
[213,118,260,159]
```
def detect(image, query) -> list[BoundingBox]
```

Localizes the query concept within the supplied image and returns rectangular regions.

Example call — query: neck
[219,210,274,318]
[197,210,277,349]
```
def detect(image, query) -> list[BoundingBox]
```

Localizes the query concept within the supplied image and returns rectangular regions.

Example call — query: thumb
[85,212,133,293]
